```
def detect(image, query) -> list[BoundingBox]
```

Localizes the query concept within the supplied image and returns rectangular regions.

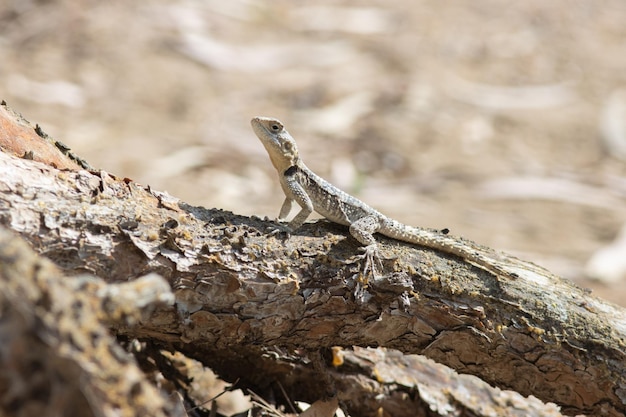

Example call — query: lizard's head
[251,116,300,172]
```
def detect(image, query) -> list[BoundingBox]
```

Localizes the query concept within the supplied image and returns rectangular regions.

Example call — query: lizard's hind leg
[349,216,385,277]
[357,243,384,277]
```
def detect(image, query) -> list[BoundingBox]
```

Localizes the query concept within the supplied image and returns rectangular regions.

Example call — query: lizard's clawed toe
[356,244,384,278]
[267,224,291,239]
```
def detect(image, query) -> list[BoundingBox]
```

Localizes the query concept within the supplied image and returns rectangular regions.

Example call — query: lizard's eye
[270,123,281,132]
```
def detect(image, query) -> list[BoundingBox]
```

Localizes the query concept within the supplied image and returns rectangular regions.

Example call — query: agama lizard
[251,116,516,279]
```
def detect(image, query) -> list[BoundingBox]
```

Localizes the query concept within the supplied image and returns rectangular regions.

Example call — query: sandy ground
[2,1,625,306]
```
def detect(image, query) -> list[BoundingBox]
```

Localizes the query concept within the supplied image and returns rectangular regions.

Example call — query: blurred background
[1,0,626,305]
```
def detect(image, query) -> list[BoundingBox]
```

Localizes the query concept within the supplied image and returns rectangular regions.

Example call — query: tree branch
[0,227,178,417]
[1,102,625,416]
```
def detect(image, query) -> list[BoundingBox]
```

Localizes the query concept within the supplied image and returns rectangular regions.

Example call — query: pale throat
[269,150,298,172]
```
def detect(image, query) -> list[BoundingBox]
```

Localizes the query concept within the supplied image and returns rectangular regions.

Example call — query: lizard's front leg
[269,191,310,235]
[267,197,295,236]
[283,174,313,231]
[278,198,293,221]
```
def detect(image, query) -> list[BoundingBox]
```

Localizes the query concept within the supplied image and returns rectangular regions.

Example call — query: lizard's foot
[267,222,291,238]
[356,244,384,278]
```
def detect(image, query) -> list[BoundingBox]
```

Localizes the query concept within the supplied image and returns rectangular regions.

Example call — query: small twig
[248,389,289,417]
[185,378,240,413]
[277,380,298,415]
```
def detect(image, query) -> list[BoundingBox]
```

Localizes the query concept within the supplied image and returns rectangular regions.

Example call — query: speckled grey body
[251,116,513,279]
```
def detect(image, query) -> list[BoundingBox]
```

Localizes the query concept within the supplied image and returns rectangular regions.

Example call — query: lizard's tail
[380,219,516,278]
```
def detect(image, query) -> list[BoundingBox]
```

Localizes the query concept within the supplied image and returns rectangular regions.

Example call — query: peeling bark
[0,228,178,417]
[1,102,625,416]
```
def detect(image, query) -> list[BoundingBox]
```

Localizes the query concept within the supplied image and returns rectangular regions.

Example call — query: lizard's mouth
[253,124,280,151]
[251,119,276,144]
[251,118,295,171]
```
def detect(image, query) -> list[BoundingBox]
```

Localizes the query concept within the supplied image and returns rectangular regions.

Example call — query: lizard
[251,116,517,279]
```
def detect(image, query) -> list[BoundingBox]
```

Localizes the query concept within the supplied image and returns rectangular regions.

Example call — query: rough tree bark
[0,102,625,417]
[0,227,180,417]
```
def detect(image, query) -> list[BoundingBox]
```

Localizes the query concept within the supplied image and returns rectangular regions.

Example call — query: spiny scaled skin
[251,116,514,279]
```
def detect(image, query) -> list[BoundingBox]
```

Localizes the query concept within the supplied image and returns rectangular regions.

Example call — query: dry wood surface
[1,103,626,416]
